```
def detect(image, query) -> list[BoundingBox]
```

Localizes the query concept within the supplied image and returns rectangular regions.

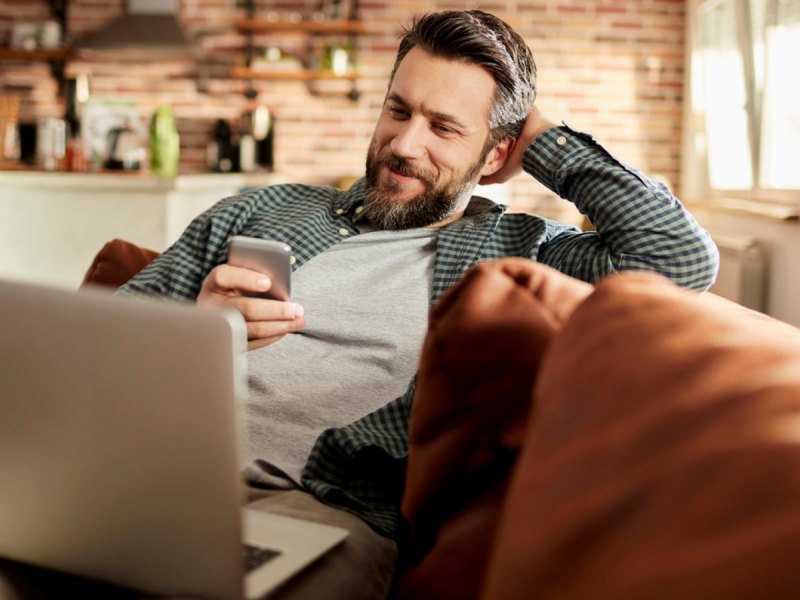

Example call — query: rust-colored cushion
[399,259,593,600]
[481,271,800,599]
[81,238,160,289]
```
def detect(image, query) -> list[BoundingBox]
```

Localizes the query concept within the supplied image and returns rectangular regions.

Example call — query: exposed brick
[0,0,687,199]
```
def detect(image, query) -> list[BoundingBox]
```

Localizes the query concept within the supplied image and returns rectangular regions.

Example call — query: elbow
[664,232,721,291]
[615,231,720,291]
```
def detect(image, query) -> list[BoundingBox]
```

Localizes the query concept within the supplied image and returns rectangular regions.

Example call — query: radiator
[709,233,768,312]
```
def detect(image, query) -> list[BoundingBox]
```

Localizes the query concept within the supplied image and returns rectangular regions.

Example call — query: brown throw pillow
[481,271,800,600]
[400,258,593,600]
[81,238,160,289]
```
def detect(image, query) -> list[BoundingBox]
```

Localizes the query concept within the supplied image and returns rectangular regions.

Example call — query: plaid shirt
[120,125,719,537]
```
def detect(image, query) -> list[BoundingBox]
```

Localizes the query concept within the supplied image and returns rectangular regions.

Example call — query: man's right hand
[197,264,305,351]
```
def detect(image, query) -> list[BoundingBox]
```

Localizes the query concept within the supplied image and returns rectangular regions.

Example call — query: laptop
[0,278,348,600]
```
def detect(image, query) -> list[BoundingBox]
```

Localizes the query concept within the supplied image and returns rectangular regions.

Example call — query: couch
[83,241,800,599]
[400,258,800,599]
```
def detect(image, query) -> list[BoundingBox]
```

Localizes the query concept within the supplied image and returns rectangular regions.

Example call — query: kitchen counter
[0,171,284,288]
[0,169,281,192]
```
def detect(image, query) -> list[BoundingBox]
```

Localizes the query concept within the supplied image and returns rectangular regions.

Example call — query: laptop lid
[0,278,345,600]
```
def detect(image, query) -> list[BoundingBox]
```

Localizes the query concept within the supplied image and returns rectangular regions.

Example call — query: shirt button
[290,255,297,265]
[338,228,349,236]
[335,208,345,215]
[354,206,364,214]
[556,135,567,146]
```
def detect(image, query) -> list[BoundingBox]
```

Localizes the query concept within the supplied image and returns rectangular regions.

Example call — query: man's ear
[480,136,516,178]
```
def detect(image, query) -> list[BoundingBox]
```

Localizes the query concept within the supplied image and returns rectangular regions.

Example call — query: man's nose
[390,119,426,159]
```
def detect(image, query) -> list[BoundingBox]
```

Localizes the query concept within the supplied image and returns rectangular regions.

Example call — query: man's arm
[482,107,719,290]
[197,264,305,350]
[117,224,217,300]
[119,193,305,349]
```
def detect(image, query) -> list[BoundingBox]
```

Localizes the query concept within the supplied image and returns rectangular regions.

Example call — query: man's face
[364,47,503,230]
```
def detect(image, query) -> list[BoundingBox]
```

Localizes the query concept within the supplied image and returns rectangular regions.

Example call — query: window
[759,0,800,189]
[685,0,800,203]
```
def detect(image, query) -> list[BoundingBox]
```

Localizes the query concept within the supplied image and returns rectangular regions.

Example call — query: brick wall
[0,0,687,218]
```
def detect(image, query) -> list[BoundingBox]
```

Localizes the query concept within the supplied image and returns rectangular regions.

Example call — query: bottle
[150,105,180,179]
[38,116,66,171]
[253,104,274,172]
[64,89,85,172]
[238,110,256,173]
[206,119,233,173]
[65,124,86,172]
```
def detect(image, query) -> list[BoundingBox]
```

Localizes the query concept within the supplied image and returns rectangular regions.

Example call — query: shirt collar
[333,177,368,222]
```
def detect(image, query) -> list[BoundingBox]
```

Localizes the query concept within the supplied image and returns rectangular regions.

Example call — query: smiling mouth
[382,169,428,198]
[383,158,434,187]
[388,166,421,183]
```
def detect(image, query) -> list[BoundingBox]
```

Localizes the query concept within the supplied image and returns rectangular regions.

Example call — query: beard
[363,143,486,230]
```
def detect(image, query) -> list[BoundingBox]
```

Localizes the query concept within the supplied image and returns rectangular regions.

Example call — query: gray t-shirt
[242,225,438,487]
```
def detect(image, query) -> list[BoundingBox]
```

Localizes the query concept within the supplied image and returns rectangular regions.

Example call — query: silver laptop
[0,278,347,600]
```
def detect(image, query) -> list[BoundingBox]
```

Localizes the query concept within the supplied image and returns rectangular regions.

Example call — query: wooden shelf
[0,47,74,61]
[232,67,359,81]
[236,3,364,100]
[235,19,368,34]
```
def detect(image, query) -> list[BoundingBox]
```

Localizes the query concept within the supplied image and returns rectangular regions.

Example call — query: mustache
[379,153,436,186]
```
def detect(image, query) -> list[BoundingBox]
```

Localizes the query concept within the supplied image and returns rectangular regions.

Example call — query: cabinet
[234,0,365,99]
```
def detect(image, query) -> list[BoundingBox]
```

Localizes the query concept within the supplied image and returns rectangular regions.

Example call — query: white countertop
[0,170,284,192]
[0,170,286,288]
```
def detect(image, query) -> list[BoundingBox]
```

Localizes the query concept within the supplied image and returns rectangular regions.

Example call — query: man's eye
[434,123,455,134]
[388,106,408,118]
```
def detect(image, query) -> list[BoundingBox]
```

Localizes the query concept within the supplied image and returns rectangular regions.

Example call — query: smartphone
[226,236,292,301]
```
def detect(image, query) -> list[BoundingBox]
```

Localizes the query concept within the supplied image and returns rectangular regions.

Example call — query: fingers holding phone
[240,297,304,350]
[226,236,292,301]
[197,237,304,348]
[199,263,270,297]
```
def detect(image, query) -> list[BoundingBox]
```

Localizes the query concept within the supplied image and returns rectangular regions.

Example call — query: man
[121,9,719,598]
